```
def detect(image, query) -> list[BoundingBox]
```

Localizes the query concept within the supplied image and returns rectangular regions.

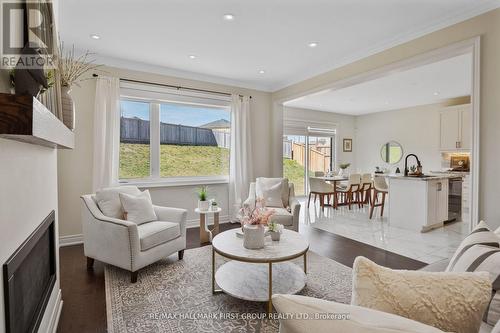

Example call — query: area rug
[105,246,352,333]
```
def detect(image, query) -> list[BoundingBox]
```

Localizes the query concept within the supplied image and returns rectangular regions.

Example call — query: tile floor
[299,197,469,264]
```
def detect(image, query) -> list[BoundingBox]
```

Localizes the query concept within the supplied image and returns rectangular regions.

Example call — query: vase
[198,200,209,211]
[269,231,281,241]
[338,168,344,176]
[243,224,265,249]
[61,86,75,130]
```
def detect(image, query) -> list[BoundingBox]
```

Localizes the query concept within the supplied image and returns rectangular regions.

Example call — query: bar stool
[369,176,388,219]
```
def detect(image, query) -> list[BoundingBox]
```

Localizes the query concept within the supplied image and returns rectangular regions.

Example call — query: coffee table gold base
[211,247,308,315]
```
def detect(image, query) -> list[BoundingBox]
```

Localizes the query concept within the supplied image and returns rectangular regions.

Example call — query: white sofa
[243,178,300,231]
[81,191,187,283]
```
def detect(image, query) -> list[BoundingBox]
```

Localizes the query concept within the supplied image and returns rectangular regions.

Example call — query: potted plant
[338,163,351,176]
[197,186,209,211]
[238,198,275,249]
[210,199,218,211]
[268,222,284,241]
[55,42,101,130]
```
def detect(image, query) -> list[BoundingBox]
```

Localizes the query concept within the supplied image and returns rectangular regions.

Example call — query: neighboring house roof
[200,119,230,129]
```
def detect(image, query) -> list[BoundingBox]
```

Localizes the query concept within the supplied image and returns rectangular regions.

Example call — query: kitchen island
[387,174,457,232]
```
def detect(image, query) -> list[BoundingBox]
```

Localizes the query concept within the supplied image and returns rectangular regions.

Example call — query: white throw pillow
[262,182,284,208]
[447,244,500,326]
[95,186,141,219]
[119,190,157,225]
[447,220,500,271]
[351,256,491,333]
[255,177,289,207]
[272,294,445,333]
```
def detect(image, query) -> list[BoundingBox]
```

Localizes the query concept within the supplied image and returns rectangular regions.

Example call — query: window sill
[119,176,229,188]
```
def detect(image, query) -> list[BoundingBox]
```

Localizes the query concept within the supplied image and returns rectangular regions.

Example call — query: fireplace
[3,211,56,333]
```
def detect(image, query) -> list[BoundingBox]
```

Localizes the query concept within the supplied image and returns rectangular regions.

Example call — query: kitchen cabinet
[439,105,471,151]
[388,176,449,232]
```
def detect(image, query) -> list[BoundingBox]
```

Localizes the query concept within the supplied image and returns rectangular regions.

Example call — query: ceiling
[60,0,499,92]
[284,53,472,115]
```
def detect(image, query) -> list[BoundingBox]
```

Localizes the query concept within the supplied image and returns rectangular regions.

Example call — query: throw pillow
[119,190,157,225]
[446,220,500,271]
[262,182,284,208]
[272,294,445,333]
[351,256,491,333]
[492,320,500,333]
[95,186,141,219]
[446,244,500,326]
[255,177,289,207]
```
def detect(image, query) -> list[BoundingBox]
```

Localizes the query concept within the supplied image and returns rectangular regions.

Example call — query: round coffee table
[211,228,309,314]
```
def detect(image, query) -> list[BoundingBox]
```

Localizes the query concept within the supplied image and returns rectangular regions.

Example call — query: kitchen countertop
[386,173,464,181]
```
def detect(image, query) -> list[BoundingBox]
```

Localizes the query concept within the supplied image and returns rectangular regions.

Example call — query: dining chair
[369,176,389,219]
[308,177,335,210]
[336,174,362,209]
[360,173,373,206]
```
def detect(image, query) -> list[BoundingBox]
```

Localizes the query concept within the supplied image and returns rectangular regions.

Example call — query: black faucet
[404,154,422,176]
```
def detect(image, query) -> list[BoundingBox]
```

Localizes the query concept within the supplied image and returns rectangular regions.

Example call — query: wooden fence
[283,141,330,172]
[120,117,218,146]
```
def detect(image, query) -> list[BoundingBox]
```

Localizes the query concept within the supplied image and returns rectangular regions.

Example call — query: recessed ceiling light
[188,55,196,59]
[433,92,440,96]
[223,14,235,21]
[90,34,100,40]
[258,70,265,74]
[308,42,318,48]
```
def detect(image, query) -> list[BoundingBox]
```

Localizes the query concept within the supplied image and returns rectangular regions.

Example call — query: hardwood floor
[57,223,425,332]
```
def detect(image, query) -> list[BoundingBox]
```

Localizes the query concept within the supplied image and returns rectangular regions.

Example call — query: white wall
[0,139,62,333]
[284,106,357,170]
[58,66,273,238]
[355,100,469,174]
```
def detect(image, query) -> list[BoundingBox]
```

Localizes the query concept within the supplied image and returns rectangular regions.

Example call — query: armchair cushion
[95,186,141,219]
[119,190,157,225]
[256,178,289,207]
[262,182,284,208]
[269,208,293,226]
[138,221,180,251]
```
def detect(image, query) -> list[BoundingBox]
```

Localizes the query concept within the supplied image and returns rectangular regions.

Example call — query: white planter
[243,225,265,249]
[269,231,281,241]
[61,86,75,130]
[198,200,209,211]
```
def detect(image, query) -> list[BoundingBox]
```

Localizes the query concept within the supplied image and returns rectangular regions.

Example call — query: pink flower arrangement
[239,197,275,226]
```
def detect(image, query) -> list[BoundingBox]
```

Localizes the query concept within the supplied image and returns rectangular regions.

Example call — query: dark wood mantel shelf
[0,93,74,149]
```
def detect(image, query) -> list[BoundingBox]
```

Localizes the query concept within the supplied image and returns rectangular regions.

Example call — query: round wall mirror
[380,141,403,164]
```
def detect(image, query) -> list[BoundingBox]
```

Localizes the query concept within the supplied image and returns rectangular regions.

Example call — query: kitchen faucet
[404,154,422,176]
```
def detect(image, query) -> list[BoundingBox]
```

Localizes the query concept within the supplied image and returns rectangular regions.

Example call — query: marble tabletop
[212,229,309,263]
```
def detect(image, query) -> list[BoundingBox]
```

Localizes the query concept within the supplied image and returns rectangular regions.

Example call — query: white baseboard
[59,234,83,247]
[59,216,234,247]
[49,289,63,333]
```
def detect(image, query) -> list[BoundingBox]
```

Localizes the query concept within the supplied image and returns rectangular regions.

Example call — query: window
[119,83,231,184]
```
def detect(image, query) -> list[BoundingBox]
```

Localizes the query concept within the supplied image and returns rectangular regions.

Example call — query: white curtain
[92,77,121,192]
[229,94,253,220]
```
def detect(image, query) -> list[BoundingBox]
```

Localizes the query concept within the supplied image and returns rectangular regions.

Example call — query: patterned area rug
[105,246,352,332]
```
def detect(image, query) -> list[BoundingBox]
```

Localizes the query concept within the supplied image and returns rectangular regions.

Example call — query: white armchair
[243,178,300,231]
[81,190,187,283]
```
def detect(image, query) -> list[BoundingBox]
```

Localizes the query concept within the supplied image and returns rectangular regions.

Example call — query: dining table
[314,175,349,209]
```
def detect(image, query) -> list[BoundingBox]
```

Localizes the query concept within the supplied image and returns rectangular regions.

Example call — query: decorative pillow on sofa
[95,185,141,219]
[272,294,445,333]
[447,244,500,326]
[261,182,284,208]
[119,190,157,225]
[447,221,500,271]
[256,177,289,207]
[351,256,491,333]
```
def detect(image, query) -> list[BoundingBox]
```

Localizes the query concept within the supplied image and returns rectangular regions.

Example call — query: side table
[195,207,222,244]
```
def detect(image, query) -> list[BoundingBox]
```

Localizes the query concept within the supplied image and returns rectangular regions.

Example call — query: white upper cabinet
[439,104,471,151]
